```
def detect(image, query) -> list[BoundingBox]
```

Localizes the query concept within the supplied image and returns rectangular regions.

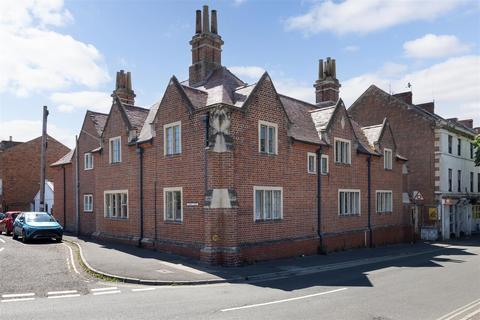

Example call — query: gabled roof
[137,100,161,143]
[350,119,379,155]
[311,105,336,132]
[279,94,323,145]
[361,123,384,149]
[180,67,252,108]
[123,105,149,131]
[350,85,476,136]
[87,111,108,136]
[51,149,74,167]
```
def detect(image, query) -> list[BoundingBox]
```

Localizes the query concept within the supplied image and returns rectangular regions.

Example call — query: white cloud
[286,0,464,35]
[50,91,112,113]
[273,78,314,104]
[403,34,471,59]
[233,0,247,7]
[0,0,110,96]
[344,45,359,53]
[0,119,76,148]
[343,55,480,124]
[229,66,265,80]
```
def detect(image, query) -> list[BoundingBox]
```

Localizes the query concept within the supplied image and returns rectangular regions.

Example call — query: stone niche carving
[209,106,234,152]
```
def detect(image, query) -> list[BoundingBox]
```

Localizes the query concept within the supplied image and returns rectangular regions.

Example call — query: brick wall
[349,87,436,206]
[0,136,70,211]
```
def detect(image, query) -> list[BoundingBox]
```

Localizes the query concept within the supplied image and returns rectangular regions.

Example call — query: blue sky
[0,0,479,148]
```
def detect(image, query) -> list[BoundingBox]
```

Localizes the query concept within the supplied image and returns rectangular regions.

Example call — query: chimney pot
[9,136,12,141]
[195,10,202,33]
[203,5,210,33]
[211,10,218,34]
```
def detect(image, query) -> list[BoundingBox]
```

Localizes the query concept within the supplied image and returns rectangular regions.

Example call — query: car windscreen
[26,214,56,223]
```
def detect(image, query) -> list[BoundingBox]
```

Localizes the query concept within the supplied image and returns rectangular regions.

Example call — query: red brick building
[349,86,479,240]
[0,136,69,212]
[52,6,411,265]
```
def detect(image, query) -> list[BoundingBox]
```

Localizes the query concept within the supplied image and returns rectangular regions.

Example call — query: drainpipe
[202,113,210,196]
[367,155,372,248]
[137,145,144,247]
[62,165,66,227]
[316,147,323,253]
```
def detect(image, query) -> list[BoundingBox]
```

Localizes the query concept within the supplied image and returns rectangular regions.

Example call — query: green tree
[475,135,480,167]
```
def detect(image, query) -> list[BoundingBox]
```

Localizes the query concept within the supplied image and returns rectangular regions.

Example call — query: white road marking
[2,293,35,298]
[221,288,348,312]
[436,298,480,320]
[47,290,78,295]
[47,294,81,299]
[459,307,480,320]
[63,243,80,274]
[1,297,35,303]
[131,287,156,292]
[0,247,4,252]
[91,287,118,292]
[92,290,121,296]
[158,261,206,275]
[0,237,5,243]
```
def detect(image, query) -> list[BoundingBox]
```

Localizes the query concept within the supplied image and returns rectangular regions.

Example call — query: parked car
[12,212,63,243]
[0,211,20,236]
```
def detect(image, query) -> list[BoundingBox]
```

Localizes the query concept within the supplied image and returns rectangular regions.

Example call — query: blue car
[12,212,63,243]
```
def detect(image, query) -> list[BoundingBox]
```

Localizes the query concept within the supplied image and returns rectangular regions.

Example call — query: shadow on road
[70,234,479,292]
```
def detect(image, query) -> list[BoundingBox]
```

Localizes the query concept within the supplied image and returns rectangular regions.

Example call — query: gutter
[367,155,373,247]
[316,147,323,253]
[137,145,144,247]
[203,113,210,196]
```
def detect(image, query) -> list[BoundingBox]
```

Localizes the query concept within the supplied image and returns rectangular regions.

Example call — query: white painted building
[32,180,55,214]
[435,123,480,240]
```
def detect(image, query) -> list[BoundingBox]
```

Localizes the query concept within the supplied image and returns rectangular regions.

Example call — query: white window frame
[109,136,122,164]
[338,189,361,216]
[103,190,128,219]
[320,154,329,175]
[307,152,317,174]
[163,187,183,222]
[334,137,351,164]
[384,148,393,170]
[376,190,393,213]
[164,121,182,156]
[84,152,93,170]
[258,120,278,155]
[83,194,93,212]
[253,186,283,221]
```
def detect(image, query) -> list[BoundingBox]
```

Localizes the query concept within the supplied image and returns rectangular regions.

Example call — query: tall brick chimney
[314,57,341,106]
[112,70,135,105]
[189,5,224,86]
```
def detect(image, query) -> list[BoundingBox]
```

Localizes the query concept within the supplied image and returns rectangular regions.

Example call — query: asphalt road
[1,233,479,320]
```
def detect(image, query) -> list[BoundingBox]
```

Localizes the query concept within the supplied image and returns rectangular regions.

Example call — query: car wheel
[6,230,11,236]
[12,230,18,240]
[22,230,28,243]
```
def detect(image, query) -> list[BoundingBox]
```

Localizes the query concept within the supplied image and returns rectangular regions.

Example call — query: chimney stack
[314,57,341,106]
[189,6,224,86]
[112,70,136,105]
[458,119,473,129]
[9,136,12,142]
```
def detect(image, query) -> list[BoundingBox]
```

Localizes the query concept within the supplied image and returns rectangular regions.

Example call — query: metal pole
[39,106,49,212]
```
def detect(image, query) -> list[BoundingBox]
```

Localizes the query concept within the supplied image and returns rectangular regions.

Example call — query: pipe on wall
[367,155,373,247]
[137,145,144,247]
[316,147,323,253]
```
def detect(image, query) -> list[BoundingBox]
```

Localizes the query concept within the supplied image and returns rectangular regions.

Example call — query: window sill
[83,210,93,213]
[254,218,283,223]
[84,168,94,171]
[377,212,393,215]
[164,220,183,224]
[321,172,329,176]
[164,153,182,158]
[259,152,277,156]
[334,162,351,167]
[308,171,317,175]
[338,213,361,217]
[104,217,128,220]
[109,162,122,165]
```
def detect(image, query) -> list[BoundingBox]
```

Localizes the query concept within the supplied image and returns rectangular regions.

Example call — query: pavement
[63,234,479,285]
